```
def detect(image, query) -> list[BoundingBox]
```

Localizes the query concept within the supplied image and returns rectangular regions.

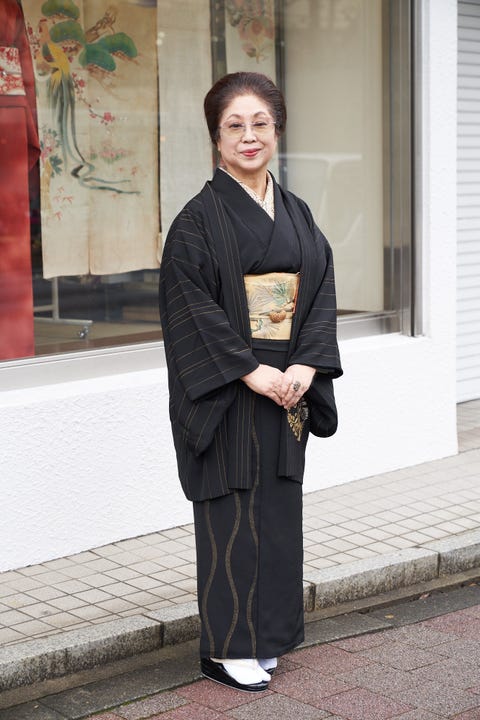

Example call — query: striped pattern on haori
[159,177,342,501]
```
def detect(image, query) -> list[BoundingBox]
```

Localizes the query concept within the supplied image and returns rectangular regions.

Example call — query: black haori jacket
[159,172,343,501]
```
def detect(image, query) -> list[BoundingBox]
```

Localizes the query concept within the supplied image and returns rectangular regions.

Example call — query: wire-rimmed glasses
[218,120,276,138]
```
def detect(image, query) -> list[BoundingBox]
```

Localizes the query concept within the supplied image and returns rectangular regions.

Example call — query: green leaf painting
[33,1,138,194]
[41,0,80,20]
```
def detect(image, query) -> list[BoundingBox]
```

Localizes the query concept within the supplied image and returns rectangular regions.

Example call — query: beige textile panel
[23,0,160,278]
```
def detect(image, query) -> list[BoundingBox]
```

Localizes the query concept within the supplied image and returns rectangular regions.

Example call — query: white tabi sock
[211,657,271,683]
[258,657,278,672]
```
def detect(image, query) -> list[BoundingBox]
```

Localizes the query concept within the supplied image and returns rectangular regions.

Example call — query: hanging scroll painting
[23,0,160,278]
[224,0,276,75]
[212,0,280,177]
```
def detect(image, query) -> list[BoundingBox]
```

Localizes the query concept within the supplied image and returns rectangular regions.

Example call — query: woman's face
[216,93,278,182]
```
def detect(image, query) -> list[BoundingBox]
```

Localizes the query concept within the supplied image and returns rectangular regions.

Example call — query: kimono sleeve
[159,206,259,404]
[289,212,343,378]
[287,200,343,438]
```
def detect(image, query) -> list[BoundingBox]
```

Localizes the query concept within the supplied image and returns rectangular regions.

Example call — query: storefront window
[0,0,412,366]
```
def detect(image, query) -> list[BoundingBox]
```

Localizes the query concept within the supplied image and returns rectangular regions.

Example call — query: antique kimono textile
[22,0,160,278]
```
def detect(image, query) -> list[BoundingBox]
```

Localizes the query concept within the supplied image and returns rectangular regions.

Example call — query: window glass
[211,0,412,336]
[1,0,412,365]
[3,0,163,363]
[283,0,385,314]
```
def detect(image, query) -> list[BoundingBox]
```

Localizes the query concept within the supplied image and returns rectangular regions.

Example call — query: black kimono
[159,169,342,660]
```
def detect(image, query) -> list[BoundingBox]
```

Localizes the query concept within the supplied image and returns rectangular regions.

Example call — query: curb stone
[424,528,480,574]
[0,617,161,693]
[1,531,480,693]
[304,547,439,609]
[145,602,200,646]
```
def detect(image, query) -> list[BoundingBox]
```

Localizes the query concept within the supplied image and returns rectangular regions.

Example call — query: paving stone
[388,680,480,716]
[25,588,66,603]
[73,589,115,605]
[0,703,66,720]
[21,603,65,624]
[315,687,413,720]
[430,637,480,663]
[365,623,452,649]
[292,644,371,675]
[273,657,301,675]
[176,679,271,712]
[0,627,25,644]
[226,693,330,719]
[385,713,442,720]
[122,576,161,591]
[68,605,112,622]
[409,657,480,689]
[156,705,226,720]
[10,619,55,638]
[53,581,91,595]
[113,691,187,718]
[330,631,391,653]
[356,640,444,671]
[336,663,416,696]
[268,667,352,705]
[453,710,480,720]
[96,599,140,615]
[57,566,94,581]
[420,609,480,635]
[44,613,86,630]
[0,609,32,625]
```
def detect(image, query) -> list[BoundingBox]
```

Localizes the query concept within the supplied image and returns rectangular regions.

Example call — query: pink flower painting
[226,0,275,63]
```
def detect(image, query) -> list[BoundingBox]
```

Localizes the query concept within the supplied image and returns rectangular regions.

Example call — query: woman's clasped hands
[241,363,316,410]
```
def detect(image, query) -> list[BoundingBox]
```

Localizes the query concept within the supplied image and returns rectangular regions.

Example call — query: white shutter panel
[458,1,480,401]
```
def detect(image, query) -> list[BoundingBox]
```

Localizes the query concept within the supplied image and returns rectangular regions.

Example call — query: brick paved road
[77,600,480,720]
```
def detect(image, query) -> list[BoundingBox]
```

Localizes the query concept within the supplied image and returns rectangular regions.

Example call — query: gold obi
[0,47,25,96]
[244,272,300,341]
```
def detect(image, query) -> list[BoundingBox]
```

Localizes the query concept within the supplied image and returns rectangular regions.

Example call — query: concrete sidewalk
[0,401,479,698]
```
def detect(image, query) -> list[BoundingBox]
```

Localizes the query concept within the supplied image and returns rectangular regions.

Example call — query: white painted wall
[0,0,458,572]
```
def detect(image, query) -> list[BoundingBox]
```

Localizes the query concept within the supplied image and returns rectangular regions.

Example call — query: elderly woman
[159,72,342,692]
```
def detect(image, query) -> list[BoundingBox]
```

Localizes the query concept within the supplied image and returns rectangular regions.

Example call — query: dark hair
[204,72,287,144]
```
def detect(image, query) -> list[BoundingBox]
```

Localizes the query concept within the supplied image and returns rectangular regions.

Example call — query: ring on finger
[292,380,301,392]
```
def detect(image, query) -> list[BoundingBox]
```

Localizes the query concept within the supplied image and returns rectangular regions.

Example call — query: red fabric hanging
[0,0,40,360]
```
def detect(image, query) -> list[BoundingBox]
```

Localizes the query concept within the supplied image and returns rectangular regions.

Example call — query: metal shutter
[458,0,480,401]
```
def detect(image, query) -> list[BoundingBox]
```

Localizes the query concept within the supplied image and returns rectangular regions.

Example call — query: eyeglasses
[218,120,276,138]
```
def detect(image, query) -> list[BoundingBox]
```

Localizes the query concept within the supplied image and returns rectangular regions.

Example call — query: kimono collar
[219,167,275,220]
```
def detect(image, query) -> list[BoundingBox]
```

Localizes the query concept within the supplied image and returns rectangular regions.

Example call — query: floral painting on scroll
[23,0,160,278]
[225,0,275,63]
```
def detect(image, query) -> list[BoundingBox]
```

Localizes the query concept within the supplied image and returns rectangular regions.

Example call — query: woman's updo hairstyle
[204,71,287,144]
